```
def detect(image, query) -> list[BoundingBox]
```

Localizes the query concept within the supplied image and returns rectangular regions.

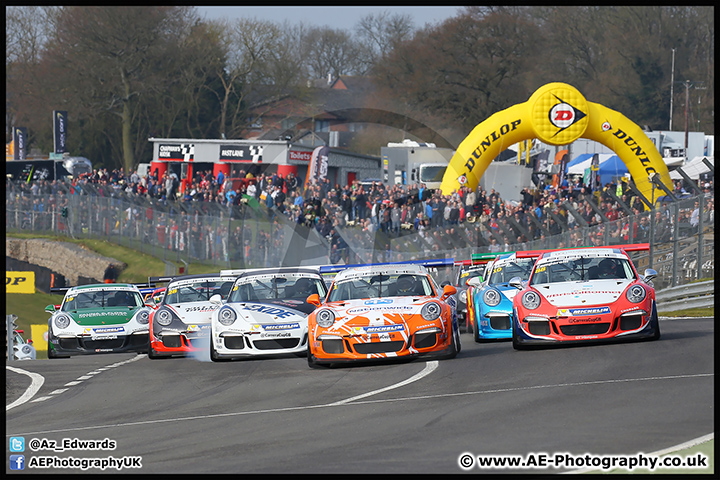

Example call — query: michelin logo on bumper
[559,307,612,316]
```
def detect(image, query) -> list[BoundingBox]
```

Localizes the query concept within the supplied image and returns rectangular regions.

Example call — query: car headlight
[459,290,467,303]
[521,291,542,310]
[316,309,336,328]
[218,306,237,326]
[421,302,442,321]
[483,289,502,307]
[54,314,71,329]
[22,345,32,354]
[626,284,647,303]
[136,308,150,325]
[155,308,173,326]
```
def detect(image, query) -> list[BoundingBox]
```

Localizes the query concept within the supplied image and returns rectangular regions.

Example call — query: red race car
[510,244,660,349]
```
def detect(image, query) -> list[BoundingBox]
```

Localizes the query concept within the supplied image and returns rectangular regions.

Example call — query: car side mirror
[45,304,58,313]
[307,293,321,306]
[442,285,457,299]
[643,269,657,283]
[509,276,524,290]
[467,277,483,287]
[209,294,223,304]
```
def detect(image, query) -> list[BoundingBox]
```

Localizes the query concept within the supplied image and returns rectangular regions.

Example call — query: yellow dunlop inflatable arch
[440,82,672,206]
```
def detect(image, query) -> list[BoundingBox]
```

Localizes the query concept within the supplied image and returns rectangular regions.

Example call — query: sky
[196,6,464,31]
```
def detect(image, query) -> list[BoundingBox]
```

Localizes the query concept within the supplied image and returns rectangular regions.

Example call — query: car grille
[489,316,511,330]
[252,338,300,350]
[354,340,405,354]
[162,335,182,348]
[413,332,437,349]
[59,338,79,349]
[528,321,551,335]
[223,336,245,349]
[80,338,125,350]
[321,338,345,354]
[559,323,611,336]
[620,315,643,330]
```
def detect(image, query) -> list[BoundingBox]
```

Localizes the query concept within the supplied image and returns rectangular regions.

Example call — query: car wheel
[307,345,329,368]
[47,346,69,359]
[512,316,527,350]
[649,302,661,341]
[209,339,227,362]
[472,317,481,343]
[438,325,459,360]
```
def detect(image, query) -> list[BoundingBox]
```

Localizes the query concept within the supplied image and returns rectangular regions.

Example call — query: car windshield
[328,273,434,302]
[164,279,235,304]
[530,257,635,285]
[63,290,143,310]
[457,267,484,286]
[227,274,327,302]
[488,258,536,284]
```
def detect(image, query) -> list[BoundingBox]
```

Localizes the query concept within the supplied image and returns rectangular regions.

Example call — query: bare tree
[354,11,414,74]
[41,7,199,171]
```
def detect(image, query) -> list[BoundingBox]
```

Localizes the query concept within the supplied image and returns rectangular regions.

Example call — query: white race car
[46,283,151,358]
[209,267,327,361]
[148,273,239,358]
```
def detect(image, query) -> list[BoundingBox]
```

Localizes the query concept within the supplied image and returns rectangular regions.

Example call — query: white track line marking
[6,354,145,411]
[6,367,44,411]
[327,360,438,406]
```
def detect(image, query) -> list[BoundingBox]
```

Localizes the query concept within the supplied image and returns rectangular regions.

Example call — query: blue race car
[467,252,538,342]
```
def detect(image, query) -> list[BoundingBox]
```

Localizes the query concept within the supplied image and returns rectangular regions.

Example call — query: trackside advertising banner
[159,144,194,162]
[7,271,35,294]
[219,145,263,163]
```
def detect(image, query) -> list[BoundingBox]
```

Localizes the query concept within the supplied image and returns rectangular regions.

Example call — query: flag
[303,145,330,194]
[53,110,68,153]
[242,194,260,209]
[13,127,27,161]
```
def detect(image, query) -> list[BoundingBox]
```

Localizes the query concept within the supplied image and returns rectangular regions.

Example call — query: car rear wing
[516,243,650,259]
[454,251,514,267]
[49,282,154,295]
[147,275,176,285]
[318,258,456,287]
[318,258,455,274]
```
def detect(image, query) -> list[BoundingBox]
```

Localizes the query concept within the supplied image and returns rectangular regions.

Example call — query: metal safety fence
[6,180,713,291]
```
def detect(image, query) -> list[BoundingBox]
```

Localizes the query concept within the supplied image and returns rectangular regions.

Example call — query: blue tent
[596,155,628,185]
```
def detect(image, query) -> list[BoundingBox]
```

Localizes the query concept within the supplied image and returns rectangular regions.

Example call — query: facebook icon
[10,454,25,470]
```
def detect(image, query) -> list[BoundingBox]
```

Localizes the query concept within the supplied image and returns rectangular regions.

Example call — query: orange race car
[307,260,459,367]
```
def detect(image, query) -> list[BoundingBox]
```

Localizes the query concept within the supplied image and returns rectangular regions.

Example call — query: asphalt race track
[6,317,714,474]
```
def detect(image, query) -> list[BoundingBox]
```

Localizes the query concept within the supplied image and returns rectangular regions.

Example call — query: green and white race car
[46,284,151,358]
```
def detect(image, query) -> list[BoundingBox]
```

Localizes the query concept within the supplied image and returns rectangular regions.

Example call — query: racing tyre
[472,318,481,343]
[307,345,330,368]
[148,346,163,359]
[209,340,228,362]
[511,317,528,350]
[47,346,69,359]
[649,302,661,341]
[439,325,460,360]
